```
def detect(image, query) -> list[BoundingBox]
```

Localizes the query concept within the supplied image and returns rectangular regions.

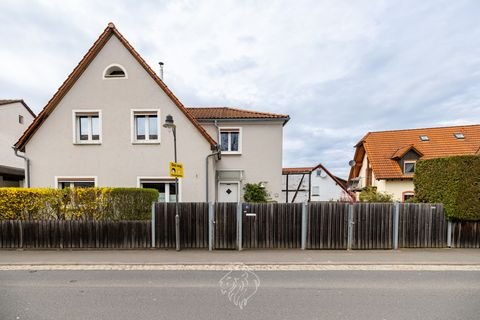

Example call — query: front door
[218,182,239,202]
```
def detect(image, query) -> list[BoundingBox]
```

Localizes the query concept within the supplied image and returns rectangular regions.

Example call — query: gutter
[12,147,30,187]
[196,117,290,126]
[205,120,222,202]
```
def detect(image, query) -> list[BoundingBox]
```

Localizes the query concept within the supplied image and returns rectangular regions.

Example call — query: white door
[218,182,239,202]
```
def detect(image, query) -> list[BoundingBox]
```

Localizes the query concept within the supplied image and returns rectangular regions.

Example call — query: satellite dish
[348,160,356,167]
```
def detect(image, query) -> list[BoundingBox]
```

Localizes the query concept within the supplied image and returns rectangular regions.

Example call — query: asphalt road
[1,270,479,320]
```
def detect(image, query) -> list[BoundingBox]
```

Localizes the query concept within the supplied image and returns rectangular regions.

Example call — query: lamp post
[163,114,180,251]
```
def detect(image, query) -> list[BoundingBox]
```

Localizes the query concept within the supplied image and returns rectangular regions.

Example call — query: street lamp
[163,114,180,251]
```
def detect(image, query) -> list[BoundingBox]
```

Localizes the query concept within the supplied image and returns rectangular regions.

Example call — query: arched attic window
[103,64,127,79]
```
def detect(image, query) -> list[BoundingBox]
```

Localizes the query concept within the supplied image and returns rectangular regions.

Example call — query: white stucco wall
[0,102,34,168]
[282,169,348,203]
[201,121,284,202]
[24,35,215,201]
[381,180,414,201]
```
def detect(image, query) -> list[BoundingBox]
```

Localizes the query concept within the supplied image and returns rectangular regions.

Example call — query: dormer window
[103,64,127,79]
[419,135,429,141]
[404,161,416,175]
[453,133,465,139]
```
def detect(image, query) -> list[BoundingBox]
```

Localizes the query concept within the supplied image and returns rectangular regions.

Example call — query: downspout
[13,147,30,188]
[206,120,222,202]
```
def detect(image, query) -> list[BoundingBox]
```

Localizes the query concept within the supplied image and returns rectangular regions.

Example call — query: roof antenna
[158,62,164,80]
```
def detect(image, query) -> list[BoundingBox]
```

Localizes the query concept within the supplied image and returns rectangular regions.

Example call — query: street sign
[169,162,184,178]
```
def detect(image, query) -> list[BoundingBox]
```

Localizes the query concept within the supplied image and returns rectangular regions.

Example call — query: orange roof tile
[15,23,216,151]
[282,167,314,174]
[350,124,480,180]
[187,107,289,122]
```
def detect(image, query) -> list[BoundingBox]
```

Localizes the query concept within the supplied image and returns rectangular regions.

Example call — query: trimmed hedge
[414,155,480,221]
[0,188,159,221]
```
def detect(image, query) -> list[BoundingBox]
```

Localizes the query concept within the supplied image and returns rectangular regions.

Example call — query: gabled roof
[283,163,350,195]
[349,124,480,180]
[14,23,217,151]
[0,99,36,118]
[187,107,290,124]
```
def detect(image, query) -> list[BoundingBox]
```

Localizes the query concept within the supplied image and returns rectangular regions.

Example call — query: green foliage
[0,187,158,221]
[359,186,394,203]
[414,155,480,221]
[243,183,270,203]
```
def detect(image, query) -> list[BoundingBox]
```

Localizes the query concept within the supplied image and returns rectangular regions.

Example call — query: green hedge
[414,155,480,221]
[0,187,159,221]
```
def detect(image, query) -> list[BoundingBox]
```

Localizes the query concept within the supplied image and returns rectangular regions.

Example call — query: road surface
[1,269,479,320]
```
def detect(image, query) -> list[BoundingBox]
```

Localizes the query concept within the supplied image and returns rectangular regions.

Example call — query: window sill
[73,141,102,145]
[221,151,242,155]
[132,141,161,145]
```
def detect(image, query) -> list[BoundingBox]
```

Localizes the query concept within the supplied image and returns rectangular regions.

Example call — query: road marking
[0,264,480,271]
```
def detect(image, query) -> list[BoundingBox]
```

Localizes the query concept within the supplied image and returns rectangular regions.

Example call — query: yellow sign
[169,162,184,178]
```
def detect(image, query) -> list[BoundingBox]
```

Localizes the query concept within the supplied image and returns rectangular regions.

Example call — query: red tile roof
[282,167,313,174]
[15,23,216,151]
[187,107,289,122]
[349,124,480,180]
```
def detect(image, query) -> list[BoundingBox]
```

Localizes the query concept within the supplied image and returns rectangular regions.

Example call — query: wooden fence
[1,202,479,250]
[451,221,480,248]
[307,202,348,249]
[0,220,150,249]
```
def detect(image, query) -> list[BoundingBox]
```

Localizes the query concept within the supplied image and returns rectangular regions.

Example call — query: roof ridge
[15,23,216,150]
[187,106,289,118]
[367,123,480,135]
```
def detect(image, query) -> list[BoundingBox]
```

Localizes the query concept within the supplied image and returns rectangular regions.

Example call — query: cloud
[1,0,480,178]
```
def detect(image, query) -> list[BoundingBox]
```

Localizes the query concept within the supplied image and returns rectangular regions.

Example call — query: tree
[359,186,393,202]
[243,183,269,203]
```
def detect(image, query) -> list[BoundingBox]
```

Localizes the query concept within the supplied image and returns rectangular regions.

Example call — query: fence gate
[242,203,302,249]
[214,203,237,249]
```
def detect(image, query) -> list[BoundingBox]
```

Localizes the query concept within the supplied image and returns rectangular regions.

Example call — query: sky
[1,0,480,178]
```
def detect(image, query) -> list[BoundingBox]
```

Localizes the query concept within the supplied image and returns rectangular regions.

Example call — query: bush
[0,187,158,221]
[243,183,270,203]
[414,155,480,221]
[359,186,393,203]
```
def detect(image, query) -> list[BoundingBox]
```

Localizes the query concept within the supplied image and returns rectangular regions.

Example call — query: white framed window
[403,191,415,202]
[72,110,102,144]
[219,127,242,154]
[131,110,161,143]
[404,161,416,175]
[55,177,97,189]
[312,186,320,196]
[103,64,127,79]
[137,177,180,202]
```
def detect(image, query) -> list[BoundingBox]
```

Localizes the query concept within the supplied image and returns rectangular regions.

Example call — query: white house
[282,164,351,202]
[0,99,35,187]
[13,23,289,202]
[348,124,480,201]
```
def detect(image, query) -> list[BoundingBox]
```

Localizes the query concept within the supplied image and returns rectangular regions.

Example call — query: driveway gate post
[347,204,354,250]
[151,202,156,248]
[447,220,452,248]
[237,202,243,251]
[393,202,400,249]
[208,202,214,251]
[301,202,308,250]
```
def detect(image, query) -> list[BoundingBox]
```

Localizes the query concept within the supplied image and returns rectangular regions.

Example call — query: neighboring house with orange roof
[348,124,480,201]
[0,99,35,187]
[282,164,351,202]
[13,23,289,202]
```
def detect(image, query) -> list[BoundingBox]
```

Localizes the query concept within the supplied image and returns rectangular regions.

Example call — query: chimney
[158,61,164,80]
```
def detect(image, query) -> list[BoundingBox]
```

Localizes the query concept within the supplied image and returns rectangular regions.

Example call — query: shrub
[0,187,158,221]
[243,183,270,203]
[359,186,393,203]
[414,155,480,221]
